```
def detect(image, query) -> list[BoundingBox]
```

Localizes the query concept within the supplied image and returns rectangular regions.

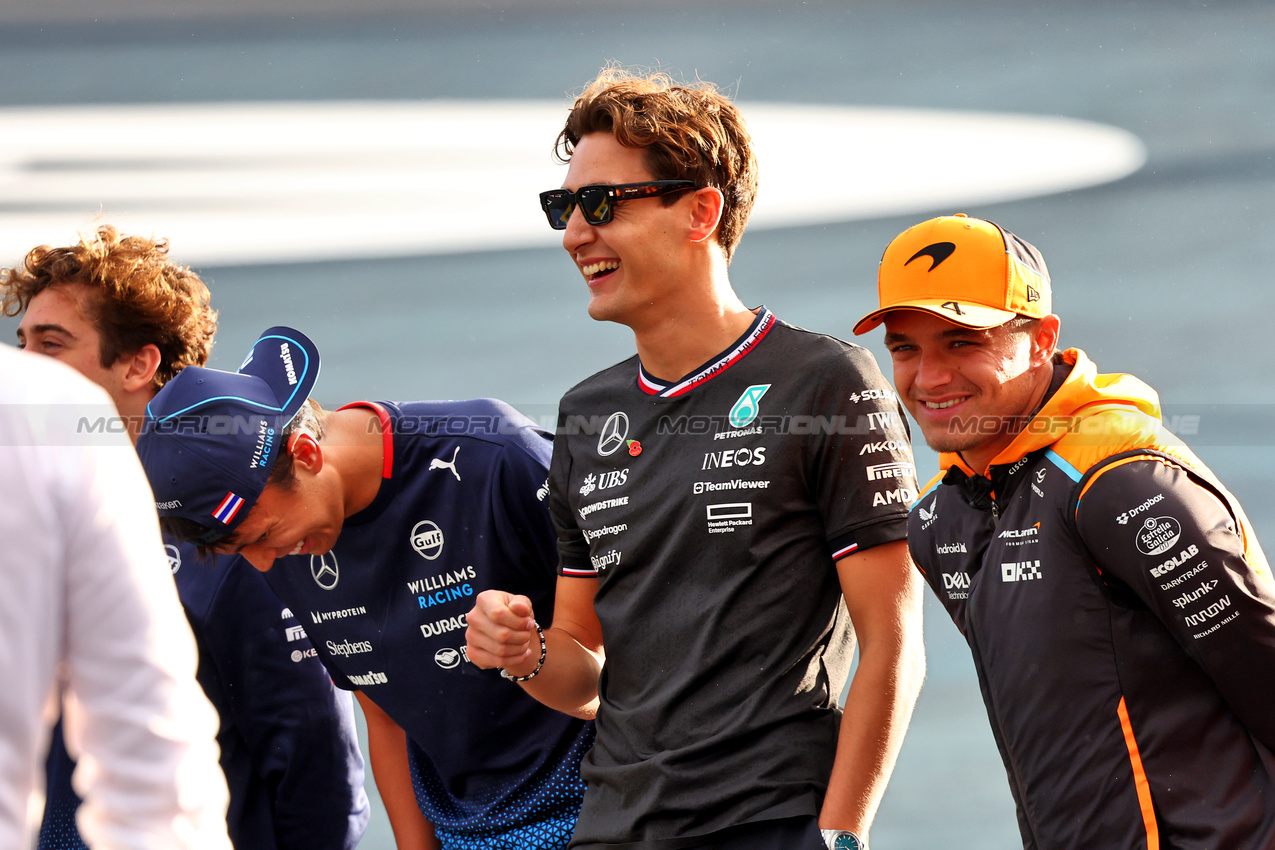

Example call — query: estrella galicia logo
[165,544,182,575]
[598,412,630,457]
[410,520,445,560]
[310,553,339,591]
[728,384,771,428]
[905,241,956,271]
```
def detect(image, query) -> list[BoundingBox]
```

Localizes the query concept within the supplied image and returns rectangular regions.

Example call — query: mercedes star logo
[310,552,339,590]
[597,411,630,457]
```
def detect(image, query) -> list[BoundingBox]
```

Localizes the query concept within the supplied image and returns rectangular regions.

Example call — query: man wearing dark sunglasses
[467,68,925,850]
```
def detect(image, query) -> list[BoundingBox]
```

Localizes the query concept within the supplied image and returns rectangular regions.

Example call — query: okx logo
[728,384,771,428]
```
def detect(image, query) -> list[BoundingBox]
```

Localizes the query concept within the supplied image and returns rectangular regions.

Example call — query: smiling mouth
[582,260,619,281]
[289,540,304,556]
[924,397,969,410]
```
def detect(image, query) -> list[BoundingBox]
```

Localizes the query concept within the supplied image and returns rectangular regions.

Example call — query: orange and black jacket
[911,349,1275,849]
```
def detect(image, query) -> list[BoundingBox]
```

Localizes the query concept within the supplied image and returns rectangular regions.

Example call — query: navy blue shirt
[262,399,591,850]
[40,543,369,850]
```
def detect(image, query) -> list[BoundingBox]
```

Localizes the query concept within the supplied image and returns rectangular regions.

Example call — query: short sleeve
[809,345,917,559]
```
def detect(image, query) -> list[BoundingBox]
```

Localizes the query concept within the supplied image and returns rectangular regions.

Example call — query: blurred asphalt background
[2,1,1273,846]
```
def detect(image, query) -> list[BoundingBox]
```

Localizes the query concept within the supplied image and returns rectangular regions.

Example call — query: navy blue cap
[137,326,321,546]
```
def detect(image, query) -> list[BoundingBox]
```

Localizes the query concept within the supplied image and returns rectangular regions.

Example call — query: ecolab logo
[1001,560,1043,582]
[1150,544,1200,578]
[936,542,967,555]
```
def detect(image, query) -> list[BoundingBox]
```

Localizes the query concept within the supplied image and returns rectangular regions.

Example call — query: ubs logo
[411,520,445,560]
[310,553,339,591]
[165,544,182,575]
[598,412,630,457]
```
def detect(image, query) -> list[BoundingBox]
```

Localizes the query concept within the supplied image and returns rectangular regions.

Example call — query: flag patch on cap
[212,492,246,525]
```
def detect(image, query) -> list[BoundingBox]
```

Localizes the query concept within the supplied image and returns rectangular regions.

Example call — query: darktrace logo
[905,241,957,271]
[310,552,339,590]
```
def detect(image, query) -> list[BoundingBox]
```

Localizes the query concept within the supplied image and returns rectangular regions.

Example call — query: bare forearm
[504,627,603,719]
[820,635,925,835]
[357,693,440,850]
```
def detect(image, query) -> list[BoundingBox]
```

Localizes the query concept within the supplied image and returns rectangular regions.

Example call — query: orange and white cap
[853,213,1051,334]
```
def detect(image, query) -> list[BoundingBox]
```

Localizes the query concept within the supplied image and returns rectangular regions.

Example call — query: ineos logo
[598,412,629,457]
[165,544,182,575]
[411,520,445,560]
[310,553,339,591]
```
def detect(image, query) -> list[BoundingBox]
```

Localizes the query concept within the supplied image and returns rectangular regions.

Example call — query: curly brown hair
[557,66,759,262]
[1,225,217,388]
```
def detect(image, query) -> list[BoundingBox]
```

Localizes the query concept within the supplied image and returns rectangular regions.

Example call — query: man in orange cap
[856,213,1275,849]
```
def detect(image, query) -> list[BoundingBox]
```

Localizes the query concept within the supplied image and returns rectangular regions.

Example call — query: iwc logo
[728,384,771,428]
[310,552,339,591]
[165,544,182,575]
[410,520,445,560]
[597,412,630,457]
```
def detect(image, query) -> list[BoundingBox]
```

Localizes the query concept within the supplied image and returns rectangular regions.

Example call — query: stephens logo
[310,553,339,590]
[728,385,771,428]
[597,412,630,457]
[1136,516,1182,556]
[410,520,445,560]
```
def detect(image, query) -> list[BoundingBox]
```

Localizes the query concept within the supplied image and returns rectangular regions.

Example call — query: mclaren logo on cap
[940,301,965,316]
[905,242,956,271]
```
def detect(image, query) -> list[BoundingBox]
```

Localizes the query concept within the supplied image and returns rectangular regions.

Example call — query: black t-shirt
[549,309,916,848]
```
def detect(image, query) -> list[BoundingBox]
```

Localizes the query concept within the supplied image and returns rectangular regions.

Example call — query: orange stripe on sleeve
[1117,696,1160,850]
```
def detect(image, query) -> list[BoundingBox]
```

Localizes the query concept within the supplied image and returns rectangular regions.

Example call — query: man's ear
[287,431,324,475]
[687,186,725,245]
[118,344,162,393]
[1032,314,1062,365]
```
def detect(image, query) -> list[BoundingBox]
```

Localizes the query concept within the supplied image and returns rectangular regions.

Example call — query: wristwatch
[821,828,866,850]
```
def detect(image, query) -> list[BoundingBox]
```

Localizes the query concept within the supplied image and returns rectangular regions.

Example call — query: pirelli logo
[1001,560,1042,582]
[865,462,914,481]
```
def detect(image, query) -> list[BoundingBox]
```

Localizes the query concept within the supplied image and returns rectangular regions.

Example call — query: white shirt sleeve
[0,345,230,850]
